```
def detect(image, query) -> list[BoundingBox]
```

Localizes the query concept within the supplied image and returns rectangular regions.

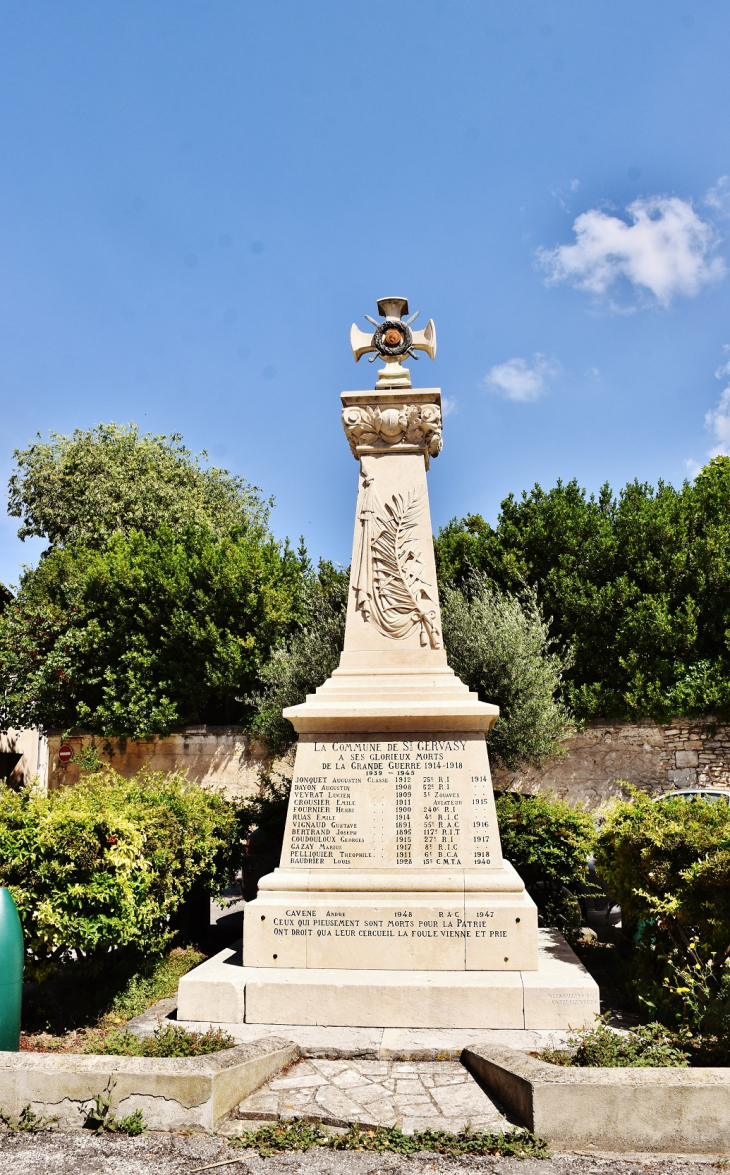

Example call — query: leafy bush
[21,946,205,1039]
[495,791,596,936]
[248,563,348,757]
[441,574,573,769]
[235,772,292,899]
[85,1023,234,1057]
[539,1018,691,1068]
[0,769,241,975]
[646,937,730,1061]
[594,789,730,955]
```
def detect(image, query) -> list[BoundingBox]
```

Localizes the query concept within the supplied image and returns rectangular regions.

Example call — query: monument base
[177,929,599,1031]
[243,869,538,972]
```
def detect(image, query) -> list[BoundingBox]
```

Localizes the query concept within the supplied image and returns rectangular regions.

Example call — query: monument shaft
[243,363,539,973]
[179,298,601,1030]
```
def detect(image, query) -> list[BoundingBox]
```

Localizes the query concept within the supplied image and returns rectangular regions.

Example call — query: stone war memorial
[179,298,599,1030]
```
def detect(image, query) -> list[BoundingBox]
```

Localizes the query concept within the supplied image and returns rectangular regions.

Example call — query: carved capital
[341,402,443,460]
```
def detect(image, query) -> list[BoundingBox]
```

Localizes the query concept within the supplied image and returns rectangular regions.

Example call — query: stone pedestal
[179,302,599,1030]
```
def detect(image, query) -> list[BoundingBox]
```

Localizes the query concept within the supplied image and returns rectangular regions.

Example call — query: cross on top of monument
[350,296,437,389]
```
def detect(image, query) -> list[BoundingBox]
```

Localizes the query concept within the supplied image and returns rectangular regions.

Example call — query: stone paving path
[237,1056,510,1134]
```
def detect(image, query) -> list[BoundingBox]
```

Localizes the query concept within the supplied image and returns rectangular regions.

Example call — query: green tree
[441,574,572,769]
[248,562,349,757]
[0,522,302,738]
[8,423,268,550]
[434,457,730,722]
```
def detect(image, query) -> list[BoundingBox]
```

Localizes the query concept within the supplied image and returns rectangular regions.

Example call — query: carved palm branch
[369,489,441,648]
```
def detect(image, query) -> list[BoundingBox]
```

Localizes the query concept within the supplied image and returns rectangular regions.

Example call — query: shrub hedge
[0,768,240,976]
[595,788,730,954]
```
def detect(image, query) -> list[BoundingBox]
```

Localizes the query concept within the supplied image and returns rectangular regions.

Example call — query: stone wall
[492,720,730,809]
[41,720,730,809]
[47,727,268,801]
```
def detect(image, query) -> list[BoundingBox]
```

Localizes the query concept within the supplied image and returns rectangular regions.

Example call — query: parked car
[653,787,730,805]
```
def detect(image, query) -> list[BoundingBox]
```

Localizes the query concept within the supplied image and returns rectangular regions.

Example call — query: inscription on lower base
[243,893,538,971]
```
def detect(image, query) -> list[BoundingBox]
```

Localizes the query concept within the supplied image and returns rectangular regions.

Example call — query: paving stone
[394,1078,426,1094]
[314,1085,366,1120]
[393,1099,434,1115]
[349,1083,391,1105]
[237,1090,279,1115]
[331,1068,373,1089]
[309,1058,352,1076]
[429,1082,497,1117]
[280,1103,321,1120]
[356,1100,398,1124]
[269,1073,330,1089]
[349,1060,389,1076]
[242,1055,510,1133]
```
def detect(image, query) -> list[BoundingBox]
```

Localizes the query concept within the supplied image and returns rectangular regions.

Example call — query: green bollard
[0,888,23,1051]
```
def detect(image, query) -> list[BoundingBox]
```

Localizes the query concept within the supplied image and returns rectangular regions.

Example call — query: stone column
[242,376,539,980]
[178,299,600,1030]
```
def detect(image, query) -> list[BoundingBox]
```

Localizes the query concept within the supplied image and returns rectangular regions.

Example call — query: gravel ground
[0,1133,724,1175]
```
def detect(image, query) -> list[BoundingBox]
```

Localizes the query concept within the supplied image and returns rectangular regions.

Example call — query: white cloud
[441,395,458,417]
[706,176,730,217]
[684,458,702,479]
[706,345,730,457]
[538,195,725,307]
[484,354,558,403]
[716,346,730,382]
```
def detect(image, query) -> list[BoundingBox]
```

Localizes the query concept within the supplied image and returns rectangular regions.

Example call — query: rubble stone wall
[44,720,730,811]
[47,726,268,801]
[492,720,730,809]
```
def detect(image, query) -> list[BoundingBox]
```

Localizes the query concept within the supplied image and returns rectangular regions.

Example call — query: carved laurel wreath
[364,488,441,649]
[372,318,413,356]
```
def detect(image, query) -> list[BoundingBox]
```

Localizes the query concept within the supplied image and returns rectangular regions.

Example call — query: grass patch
[229,1120,549,1158]
[104,946,205,1023]
[84,1023,234,1058]
[538,1019,691,1068]
[0,1105,57,1133]
[21,946,205,1048]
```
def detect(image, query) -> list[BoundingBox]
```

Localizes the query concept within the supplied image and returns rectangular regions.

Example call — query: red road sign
[58,744,74,765]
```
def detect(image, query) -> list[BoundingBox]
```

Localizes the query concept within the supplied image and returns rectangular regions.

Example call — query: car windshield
[660,790,730,804]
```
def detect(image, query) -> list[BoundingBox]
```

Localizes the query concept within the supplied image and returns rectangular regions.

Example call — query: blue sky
[2,1,730,586]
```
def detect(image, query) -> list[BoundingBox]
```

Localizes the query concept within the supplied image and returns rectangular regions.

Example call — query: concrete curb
[463,1042,730,1153]
[0,1036,298,1131]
